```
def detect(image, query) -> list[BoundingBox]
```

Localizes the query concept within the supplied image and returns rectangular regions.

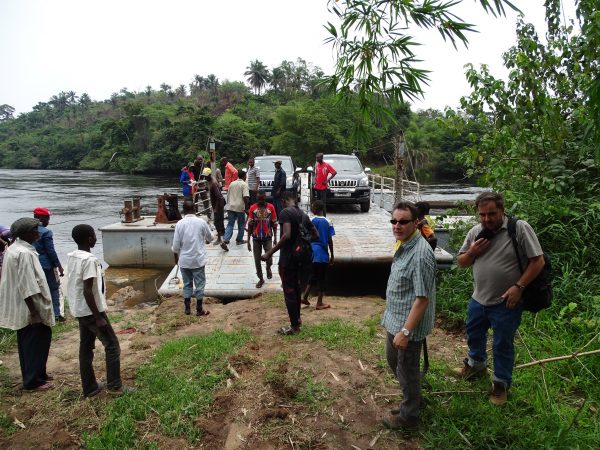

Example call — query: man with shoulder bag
[453,192,545,405]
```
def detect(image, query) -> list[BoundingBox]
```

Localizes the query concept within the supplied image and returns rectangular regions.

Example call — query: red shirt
[314,161,336,190]
[223,162,238,190]
[248,203,277,240]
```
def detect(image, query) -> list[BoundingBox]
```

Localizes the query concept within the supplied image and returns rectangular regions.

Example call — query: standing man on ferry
[314,153,337,216]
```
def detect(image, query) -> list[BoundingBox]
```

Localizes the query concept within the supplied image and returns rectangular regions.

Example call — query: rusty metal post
[394,132,406,204]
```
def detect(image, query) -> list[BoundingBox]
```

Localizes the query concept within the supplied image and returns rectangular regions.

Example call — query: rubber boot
[184,298,191,315]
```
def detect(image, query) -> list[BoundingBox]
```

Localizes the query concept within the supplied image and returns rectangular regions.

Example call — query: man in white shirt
[172,200,214,316]
[0,217,55,392]
[67,224,132,397]
[223,170,250,247]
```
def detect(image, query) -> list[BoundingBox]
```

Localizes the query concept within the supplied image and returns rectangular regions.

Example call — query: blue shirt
[311,216,335,263]
[381,232,436,341]
[33,225,61,270]
[180,170,192,197]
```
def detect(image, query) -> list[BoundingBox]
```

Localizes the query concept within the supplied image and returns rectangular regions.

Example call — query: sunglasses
[390,219,414,225]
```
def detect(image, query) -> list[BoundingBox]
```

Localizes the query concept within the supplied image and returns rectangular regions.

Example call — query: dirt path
[0,294,466,449]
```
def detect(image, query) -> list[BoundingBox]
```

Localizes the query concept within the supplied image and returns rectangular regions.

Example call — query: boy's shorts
[310,262,329,291]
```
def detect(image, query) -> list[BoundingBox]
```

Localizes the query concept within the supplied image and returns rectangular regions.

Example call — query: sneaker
[55,316,66,323]
[107,385,136,396]
[382,414,419,432]
[220,242,229,251]
[451,358,487,380]
[489,381,508,406]
[235,240,247,245]
[277,326,300,336]
[84,382,105,398]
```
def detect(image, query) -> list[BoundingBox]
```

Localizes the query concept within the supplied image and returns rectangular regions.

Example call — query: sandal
[277,326,300,336]
[84,382,105,398]
[301,298,311,306]
[256,279,265,288]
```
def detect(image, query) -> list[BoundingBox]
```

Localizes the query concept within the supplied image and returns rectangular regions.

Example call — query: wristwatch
[401,327,411,337]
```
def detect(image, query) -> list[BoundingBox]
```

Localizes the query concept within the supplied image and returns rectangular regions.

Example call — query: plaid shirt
[381,232,436,341]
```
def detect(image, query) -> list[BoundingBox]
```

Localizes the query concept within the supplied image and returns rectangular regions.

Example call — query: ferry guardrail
[368,174,421,209]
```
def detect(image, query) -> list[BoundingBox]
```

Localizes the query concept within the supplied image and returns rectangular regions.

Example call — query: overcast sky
[1,0,577,115]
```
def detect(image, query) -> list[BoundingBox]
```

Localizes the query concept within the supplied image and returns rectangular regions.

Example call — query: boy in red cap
[33,207,65,322]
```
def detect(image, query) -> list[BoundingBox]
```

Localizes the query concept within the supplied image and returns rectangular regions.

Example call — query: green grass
[417,359,600,449]
[289,317,380,356]
[84,329,252,449]
[429,262,600,449]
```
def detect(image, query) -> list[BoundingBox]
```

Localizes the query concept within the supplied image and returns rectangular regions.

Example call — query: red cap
[33,207,51,216]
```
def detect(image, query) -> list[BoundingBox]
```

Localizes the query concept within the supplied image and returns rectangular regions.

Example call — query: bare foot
[316,304,331,310]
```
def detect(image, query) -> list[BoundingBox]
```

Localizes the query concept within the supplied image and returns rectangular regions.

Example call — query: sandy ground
[0,294,466,449]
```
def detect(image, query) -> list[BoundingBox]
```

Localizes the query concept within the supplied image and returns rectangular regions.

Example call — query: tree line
[0,57,471,181]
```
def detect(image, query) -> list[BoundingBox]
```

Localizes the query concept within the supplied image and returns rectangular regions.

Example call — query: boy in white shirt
[66,224,132,397]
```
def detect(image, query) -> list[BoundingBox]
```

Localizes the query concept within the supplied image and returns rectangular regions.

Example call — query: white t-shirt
[171,214,213,269]
[225,179,250,212]
[66,250,107,317]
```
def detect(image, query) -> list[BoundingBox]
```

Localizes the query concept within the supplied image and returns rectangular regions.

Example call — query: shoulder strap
[507,217,524,274]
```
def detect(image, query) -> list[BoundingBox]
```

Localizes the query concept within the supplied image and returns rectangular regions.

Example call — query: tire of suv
[360,201,370,213]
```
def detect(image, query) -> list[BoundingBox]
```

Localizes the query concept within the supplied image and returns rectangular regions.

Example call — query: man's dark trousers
[17,324,52,390]
[385,333,423,422]
[315,189,328,216]
[77,312,121,396]
[279,264,301,328]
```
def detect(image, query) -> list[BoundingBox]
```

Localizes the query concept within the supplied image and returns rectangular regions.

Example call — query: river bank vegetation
[0,58,470,182]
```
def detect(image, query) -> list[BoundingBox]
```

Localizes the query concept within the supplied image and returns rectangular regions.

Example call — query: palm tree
[206,74,220,97]
[244,60,270,95]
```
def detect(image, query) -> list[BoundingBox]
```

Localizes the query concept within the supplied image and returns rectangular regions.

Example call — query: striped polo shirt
[247,166,260,191]
[381,231,436,341]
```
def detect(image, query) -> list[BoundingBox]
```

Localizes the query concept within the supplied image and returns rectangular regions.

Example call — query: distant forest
[0,58,476,182]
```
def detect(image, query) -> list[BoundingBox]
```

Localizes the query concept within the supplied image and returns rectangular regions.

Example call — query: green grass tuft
[84,329,252,448]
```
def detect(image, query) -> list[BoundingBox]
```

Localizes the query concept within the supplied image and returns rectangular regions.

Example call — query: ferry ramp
[158,203,453,300]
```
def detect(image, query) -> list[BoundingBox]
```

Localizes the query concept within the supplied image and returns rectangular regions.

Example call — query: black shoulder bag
[507,217,552,313]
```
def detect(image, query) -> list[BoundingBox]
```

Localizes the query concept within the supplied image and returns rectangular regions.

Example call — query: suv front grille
[330,179,357,188]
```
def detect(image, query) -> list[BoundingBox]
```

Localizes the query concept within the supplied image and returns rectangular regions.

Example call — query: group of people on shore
[0,172,545,433]
[0,210,131,397]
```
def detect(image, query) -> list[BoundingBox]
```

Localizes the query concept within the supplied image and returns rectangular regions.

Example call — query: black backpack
[507,217,552,312]
[291,212,313,266]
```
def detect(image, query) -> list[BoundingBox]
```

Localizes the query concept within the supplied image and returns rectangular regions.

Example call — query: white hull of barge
[100,217,175,268]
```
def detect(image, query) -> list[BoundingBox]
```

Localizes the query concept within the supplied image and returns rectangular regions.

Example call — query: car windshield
[255,157,293,173]
[323,157,363,172]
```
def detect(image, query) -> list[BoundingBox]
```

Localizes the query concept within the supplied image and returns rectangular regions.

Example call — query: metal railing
[368,174,421,209]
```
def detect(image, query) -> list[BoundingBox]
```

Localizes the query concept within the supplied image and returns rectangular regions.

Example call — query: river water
[0,169,482,302]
